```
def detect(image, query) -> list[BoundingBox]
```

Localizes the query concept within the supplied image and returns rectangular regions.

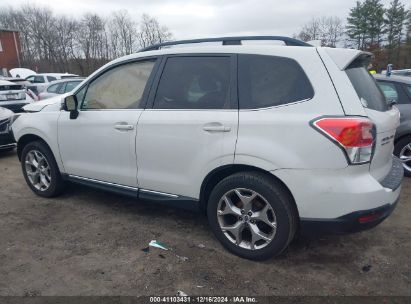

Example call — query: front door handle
[114,122,134,131]
[203,123,231,132]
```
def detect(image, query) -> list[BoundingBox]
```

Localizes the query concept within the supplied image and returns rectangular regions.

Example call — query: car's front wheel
[207,172,298,260]
[21,141,65,197]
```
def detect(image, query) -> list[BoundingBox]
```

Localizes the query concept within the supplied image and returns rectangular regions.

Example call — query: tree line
[0,5,172,75]
[296,0,410,71]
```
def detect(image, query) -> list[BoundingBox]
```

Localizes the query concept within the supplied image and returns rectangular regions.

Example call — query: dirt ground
[0,149,410,296]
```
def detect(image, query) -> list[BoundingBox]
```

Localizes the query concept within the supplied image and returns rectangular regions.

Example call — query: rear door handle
[203,123,231,132]
[114,122,134,131]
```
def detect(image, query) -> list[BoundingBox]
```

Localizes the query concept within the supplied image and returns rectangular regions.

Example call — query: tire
[207,172,298,260]
[394,135,411,177]
[21,140,65,197]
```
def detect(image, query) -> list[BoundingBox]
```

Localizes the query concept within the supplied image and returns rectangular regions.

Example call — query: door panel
[136,55,238,199]
[58,110,141,187]
[58,59,158,188]
[136,110,238,198]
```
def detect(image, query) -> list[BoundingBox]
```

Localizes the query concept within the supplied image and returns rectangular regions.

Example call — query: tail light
[312,117,375,164]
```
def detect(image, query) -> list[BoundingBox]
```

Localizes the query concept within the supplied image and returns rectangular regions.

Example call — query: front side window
[47,83,61,93]
[153,56,231,109]
[65,81,81,93]
[238,54,314,109]
[82,60,156,110]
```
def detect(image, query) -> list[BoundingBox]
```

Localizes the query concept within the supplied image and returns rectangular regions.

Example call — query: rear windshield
[345,60,388,112]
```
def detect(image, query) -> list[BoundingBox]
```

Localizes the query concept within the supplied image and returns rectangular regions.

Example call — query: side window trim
[74,56,161,111]
[146,53,238,110]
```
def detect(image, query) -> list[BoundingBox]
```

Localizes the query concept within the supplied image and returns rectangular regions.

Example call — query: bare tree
[108,10,137,57]
[297,16,344,47]
[138,14,173,49]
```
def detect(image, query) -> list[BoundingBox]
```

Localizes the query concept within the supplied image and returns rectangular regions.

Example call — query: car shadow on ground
[58,181,369,264]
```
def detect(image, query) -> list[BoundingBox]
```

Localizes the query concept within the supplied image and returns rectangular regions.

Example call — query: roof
[374,74,411,85]
[46,78,85,86]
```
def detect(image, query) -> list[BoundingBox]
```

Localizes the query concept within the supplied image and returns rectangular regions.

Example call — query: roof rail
[139,36,312,52]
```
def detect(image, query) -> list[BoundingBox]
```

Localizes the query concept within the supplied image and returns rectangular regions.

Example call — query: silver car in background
[38,78,85,100]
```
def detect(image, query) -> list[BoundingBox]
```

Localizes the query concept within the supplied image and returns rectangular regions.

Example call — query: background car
[0,79,35,112]
[0,106,16,152]
[25,73,79,95]
[39,78,85,100]
[374,74,411,176]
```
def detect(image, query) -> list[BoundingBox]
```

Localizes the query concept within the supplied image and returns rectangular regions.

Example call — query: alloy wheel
[399,143,411,173]
[25,150,52,191]
[217,188,277,250]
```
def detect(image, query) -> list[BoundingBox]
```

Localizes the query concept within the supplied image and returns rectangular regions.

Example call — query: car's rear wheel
[394,135,411,177]
[207,172,298,260]
[21,141,65,197]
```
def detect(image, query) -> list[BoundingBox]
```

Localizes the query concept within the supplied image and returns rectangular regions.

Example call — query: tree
[385,0,407,65]
[296,16,343,47]
[347,1,367,49]
[346,0,386,50]
[108,10,137,57]
[138,14,173,49]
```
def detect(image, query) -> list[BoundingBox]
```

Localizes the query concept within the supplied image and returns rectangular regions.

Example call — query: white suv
[12,37,403,260]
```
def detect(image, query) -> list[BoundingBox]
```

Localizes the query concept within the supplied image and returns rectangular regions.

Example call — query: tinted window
[238,54,314,109]
[154,57,231,109]
[47,76,57,82]
[33,76,45,83]
[65,81,81,93]
[345,61,388,112]
[377,81,399,103]
[47,83,61,93]
[404,84,411,97]
[82,60,155,110]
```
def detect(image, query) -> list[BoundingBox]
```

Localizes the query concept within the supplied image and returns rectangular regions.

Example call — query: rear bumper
[273,156,403,235]
[298,157,403,236]
[300,198,399,235]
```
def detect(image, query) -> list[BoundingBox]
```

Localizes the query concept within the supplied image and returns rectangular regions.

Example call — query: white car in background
[39,78,85,100]
[25,73,79,95]
[0,79,35,112]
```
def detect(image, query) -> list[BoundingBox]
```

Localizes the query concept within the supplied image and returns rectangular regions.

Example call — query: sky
[3,0,398,39]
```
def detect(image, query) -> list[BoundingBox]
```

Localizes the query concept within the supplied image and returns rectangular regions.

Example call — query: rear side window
[33,76,45,83]
[345,61,388,112]
[154,56,231,109]
[238,54,314,109]
[47,76,57,82]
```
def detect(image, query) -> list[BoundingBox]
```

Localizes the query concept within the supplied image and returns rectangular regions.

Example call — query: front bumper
[0,119,16,150]
[0,102,29,113]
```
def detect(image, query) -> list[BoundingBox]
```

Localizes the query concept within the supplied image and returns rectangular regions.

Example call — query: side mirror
[64,95,79,119]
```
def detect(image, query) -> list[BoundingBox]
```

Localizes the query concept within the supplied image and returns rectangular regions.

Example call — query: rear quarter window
[345,61,388,112]
[238,54,314,109]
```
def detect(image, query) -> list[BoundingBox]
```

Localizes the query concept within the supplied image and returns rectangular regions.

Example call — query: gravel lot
[0,149,410,296]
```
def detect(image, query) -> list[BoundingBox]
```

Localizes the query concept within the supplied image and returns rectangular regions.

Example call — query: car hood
[23,95,64,112]
[0,107,14,120]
